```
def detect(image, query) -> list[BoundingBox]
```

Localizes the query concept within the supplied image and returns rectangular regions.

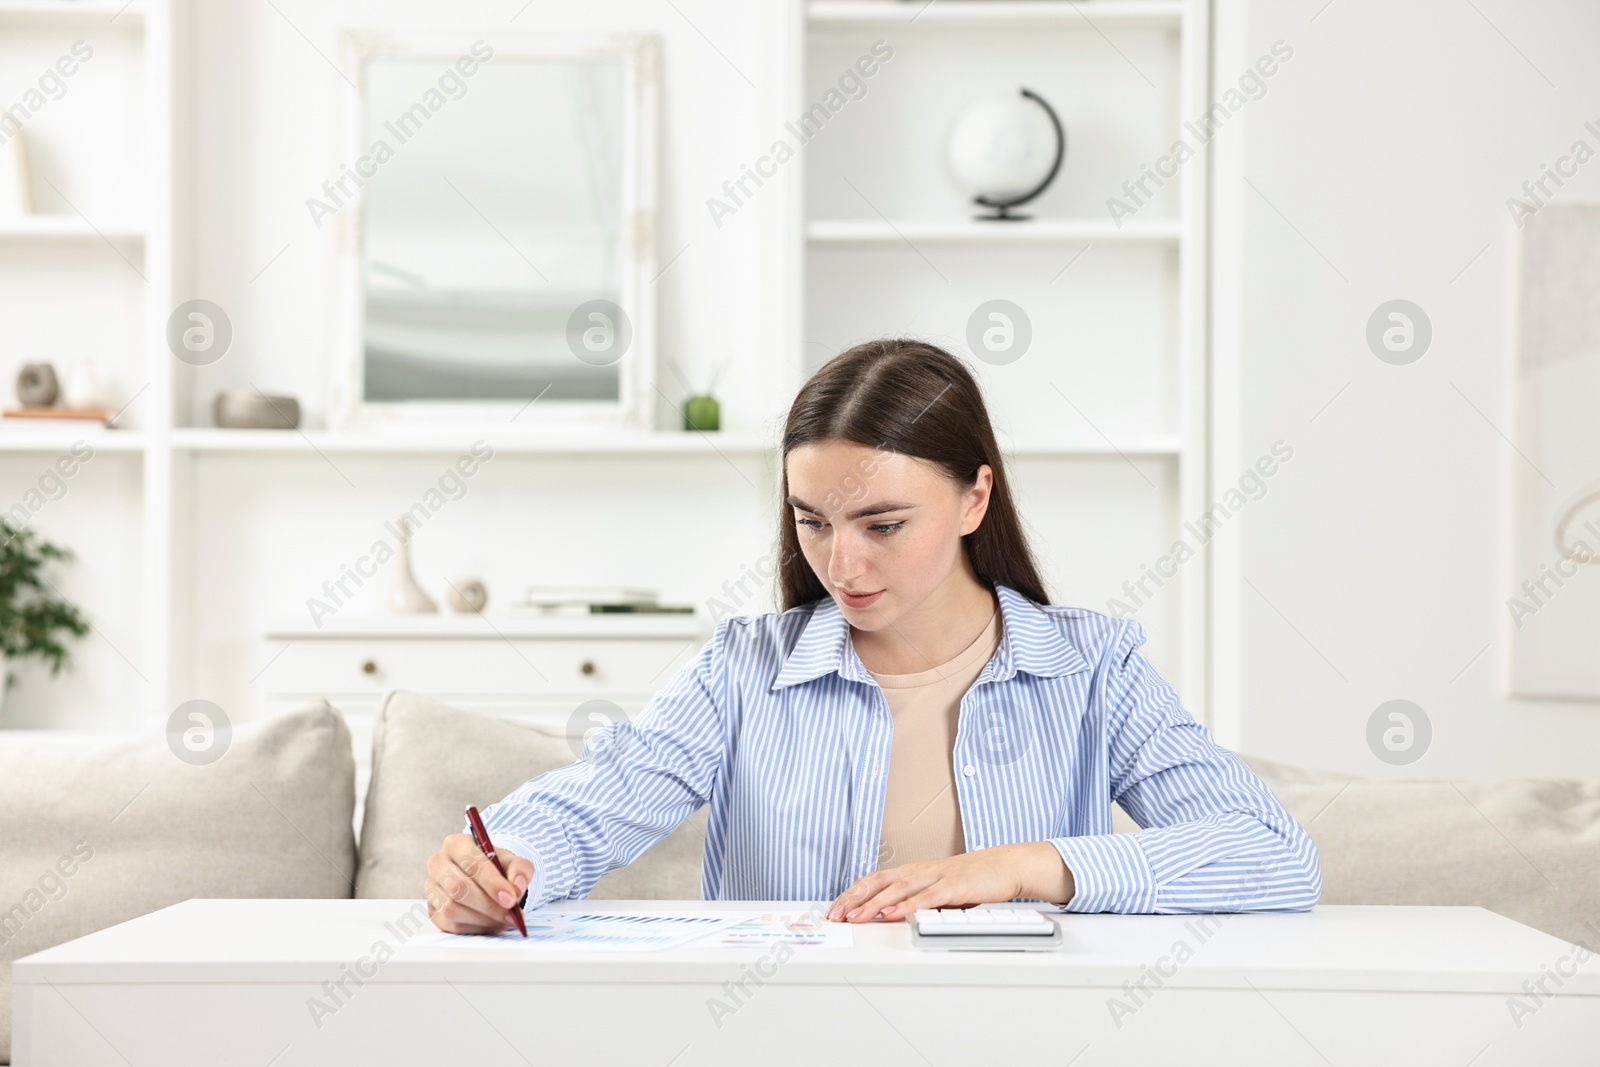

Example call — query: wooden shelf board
[807,218,1182,244]
[0,432,143,452]
[0,216,145,240]
[807,1,1184,30]
[0,1,143,25]
[169,428,781,455]
[168,428,1184,457]
[166,428,1178,458]
[264,613,709,641]
[1004,434,1184,456]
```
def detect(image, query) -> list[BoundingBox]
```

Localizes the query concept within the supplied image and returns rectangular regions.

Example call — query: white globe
[946,96,1059,201]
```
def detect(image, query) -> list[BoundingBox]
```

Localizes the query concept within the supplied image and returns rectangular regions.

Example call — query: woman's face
[785,440,990,631]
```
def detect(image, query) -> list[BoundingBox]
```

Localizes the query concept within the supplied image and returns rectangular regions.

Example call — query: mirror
[335,32,658,430]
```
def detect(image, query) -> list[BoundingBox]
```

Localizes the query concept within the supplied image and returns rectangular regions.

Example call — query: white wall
[1212,0,1600,777]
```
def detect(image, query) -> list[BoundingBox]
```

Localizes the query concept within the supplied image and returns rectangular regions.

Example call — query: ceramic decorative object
[0,124,33,216]
[62,359,101,409]
[447,578,489,613]
[389,515,438,614]
[213,389,300,429]
[946,88,1067,221]
[15,362,58,406]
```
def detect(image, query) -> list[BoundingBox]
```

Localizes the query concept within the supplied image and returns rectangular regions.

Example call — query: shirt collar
[770,582,1090,690]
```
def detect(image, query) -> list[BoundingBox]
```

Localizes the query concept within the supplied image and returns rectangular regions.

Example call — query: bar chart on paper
[709,911,854,948]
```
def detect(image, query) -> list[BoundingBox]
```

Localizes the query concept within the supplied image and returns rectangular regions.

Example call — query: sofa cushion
[0,700,356,1064]
[355,690,706,902]
[1242,757,1600,950]
[1241,754,1359,786]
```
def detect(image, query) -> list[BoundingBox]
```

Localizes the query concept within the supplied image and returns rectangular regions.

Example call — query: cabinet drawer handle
[361,659,377,675]
[580,660,596,676]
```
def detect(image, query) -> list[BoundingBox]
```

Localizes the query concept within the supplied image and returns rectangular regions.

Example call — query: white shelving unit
[798,0,1211,714]
[1,1,1211,728]
[0,0,178,726]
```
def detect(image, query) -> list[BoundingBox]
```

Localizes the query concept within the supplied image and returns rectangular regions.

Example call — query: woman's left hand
[825,841,1074,922]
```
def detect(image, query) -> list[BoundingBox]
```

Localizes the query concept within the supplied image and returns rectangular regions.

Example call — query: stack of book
[1,407,111,434]
[508,586,694,615]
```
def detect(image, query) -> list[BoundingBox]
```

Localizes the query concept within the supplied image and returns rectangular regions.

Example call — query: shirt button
[871,760,880,776]
[962,764,975,777]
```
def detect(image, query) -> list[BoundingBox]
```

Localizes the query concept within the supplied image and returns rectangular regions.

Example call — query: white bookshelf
[799,0,1211,714]
[0,0,178,727]
[0,1,1210,730]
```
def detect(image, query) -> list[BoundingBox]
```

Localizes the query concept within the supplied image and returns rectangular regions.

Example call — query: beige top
[867,608,1003,869]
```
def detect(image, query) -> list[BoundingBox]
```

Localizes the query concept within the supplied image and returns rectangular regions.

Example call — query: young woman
[425,338,1320,932]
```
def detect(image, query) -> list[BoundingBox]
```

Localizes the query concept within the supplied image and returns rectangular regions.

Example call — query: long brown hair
[777,338,1050,611]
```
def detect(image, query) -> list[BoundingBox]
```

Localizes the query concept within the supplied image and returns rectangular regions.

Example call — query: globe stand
[981,203,1033,222]
[972,88,1067,223]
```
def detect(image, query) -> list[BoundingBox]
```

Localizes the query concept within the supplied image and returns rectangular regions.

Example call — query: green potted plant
[0,521,90,718]
[682,353,732,432]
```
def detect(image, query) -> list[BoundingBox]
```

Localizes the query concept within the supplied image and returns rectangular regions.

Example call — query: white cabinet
[258,613,711,832]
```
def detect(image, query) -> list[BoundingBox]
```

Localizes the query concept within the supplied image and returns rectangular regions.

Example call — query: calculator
[909,907,1064,952]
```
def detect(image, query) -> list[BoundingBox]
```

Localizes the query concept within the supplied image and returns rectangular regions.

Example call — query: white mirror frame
[329,29,659,434]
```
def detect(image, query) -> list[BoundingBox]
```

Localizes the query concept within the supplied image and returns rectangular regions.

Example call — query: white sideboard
[259,613,712,831]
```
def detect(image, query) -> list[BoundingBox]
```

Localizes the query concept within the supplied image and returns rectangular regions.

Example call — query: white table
[13,899,1599,1066]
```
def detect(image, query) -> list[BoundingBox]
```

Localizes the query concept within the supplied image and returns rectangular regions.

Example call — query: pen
[465,804,527,938]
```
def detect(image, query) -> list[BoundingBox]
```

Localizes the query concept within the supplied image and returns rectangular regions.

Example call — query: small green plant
[0,521,90,692]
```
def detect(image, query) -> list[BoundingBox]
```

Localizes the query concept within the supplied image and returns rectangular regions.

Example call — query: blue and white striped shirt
[480,583,1321,913]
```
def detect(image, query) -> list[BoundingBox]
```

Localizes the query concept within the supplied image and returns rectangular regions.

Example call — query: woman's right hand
[424,833,535,934]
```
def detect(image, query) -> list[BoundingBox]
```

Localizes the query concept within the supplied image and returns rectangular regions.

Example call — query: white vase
[0,125,33,215]
[389,514,438,614]
[63,359,101,409]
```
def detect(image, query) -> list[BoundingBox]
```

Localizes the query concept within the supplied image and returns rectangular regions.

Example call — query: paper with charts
[704,911,853,948]
[417,911,757,951]
[416,910,853,951]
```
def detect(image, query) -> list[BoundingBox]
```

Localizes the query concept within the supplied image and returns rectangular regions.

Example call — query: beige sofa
[4,692,1598,1063]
